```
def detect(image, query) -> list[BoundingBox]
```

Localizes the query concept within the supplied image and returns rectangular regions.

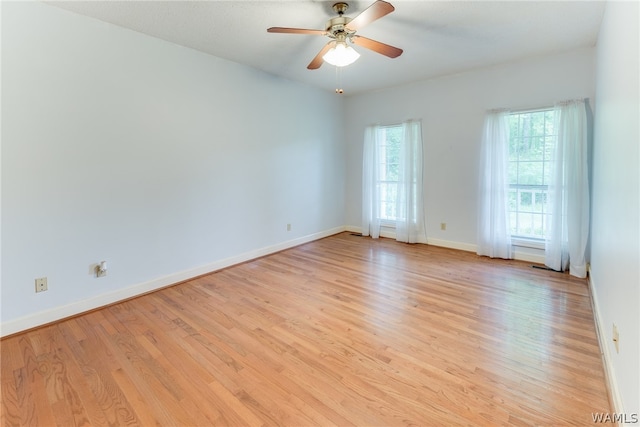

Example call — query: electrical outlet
[440,222,447,231]
[613,324,620,353]
[35,277,48,293]
[96,261,108,278]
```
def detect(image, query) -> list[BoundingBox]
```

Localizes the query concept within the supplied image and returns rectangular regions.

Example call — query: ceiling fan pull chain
[335,65,344,94]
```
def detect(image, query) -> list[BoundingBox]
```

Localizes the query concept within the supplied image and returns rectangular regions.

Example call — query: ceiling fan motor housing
[327,2,353,38]
[326,16,353,38]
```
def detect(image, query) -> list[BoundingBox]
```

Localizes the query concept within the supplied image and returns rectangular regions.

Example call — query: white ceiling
[48,0,606,95]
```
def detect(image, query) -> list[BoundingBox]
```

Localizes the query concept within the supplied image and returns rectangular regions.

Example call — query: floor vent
[532,265,560,272]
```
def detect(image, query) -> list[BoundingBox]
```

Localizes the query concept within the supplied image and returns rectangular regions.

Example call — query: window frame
[507,107,555,245]
[376,123,404,226]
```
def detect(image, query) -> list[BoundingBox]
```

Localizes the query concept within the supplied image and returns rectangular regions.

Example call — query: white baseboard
[426,237,477,253]
[587,269,624,415]
[345,225,545,264]
[511,249,546,265]
[0,226,346,337]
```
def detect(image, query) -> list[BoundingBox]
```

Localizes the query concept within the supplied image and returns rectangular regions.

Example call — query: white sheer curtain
[362,120,426,243]
[545,100,589,278]
[396,120,426,243]
[362,126,382,238]
[477,110,513,259]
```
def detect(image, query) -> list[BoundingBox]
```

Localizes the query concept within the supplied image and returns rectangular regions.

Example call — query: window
[508,109,555,239]
[362,120,425,243]
[377,125,402,222]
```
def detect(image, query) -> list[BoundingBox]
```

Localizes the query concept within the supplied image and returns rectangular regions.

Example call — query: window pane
[520,115,529,139]
[376,125,403,221]
[508,189,517,211]
[532,214,544,237]
[532,191,545,213]
[510,118,519,138]
[543,163,552,186]
[531,112,545,135]
[544,137,554,161]
[519,190,532,210]
[531,137,544,159]
[509,137,519,160]
[545,111,554,133]
[387,162,399,181]
[508,110,554,239]
[524,213,536,236]
[508,161,518,184]
[518,162,544,185]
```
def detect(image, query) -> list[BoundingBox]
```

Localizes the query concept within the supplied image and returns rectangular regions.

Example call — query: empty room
[1,1,638,425]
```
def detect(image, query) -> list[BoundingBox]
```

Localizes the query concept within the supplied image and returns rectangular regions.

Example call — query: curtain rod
[509,105,553,114]
[496,97,588,114]
[370,118,421,128]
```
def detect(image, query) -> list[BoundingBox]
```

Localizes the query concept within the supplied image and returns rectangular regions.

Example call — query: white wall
[344,48,596,261]
[1,2,345,335]
[591,1,640,415]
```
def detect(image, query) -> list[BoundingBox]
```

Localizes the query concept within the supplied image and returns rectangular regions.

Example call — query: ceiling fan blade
[307,42,334,70]
[267,27,327,36]
[346,0,395,32]
[351,36,403,58]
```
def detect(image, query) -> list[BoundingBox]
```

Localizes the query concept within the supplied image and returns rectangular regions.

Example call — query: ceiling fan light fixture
[322,41,360,67]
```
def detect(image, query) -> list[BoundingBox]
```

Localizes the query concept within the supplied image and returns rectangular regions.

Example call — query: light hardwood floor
[1,232,611,426]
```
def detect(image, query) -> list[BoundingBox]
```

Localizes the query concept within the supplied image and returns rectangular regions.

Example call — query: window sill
[512,237,545,250]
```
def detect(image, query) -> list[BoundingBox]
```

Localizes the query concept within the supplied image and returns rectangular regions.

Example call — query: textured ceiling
[48,1,606,95]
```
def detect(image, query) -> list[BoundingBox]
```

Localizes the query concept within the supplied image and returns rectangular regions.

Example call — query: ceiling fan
[267,0,403,70]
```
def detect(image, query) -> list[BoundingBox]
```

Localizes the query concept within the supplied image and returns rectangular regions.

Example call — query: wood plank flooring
[1,232,611,426]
